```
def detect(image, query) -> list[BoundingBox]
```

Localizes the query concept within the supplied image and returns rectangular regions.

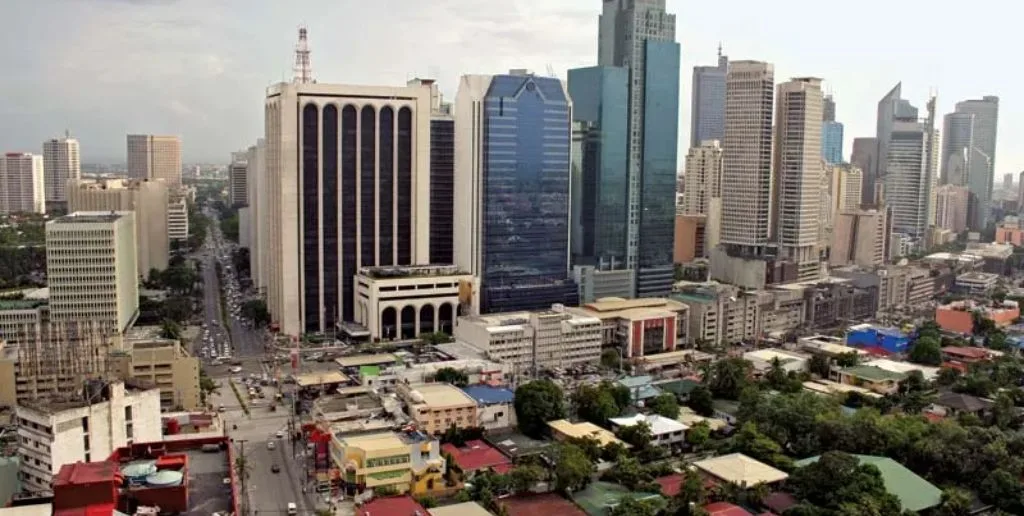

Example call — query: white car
[229,366,242,373]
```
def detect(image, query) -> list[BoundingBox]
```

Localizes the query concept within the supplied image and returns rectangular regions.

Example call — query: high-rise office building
[167,191,189,241]
[67,178,170,276]
[773,77,825,281]
[0,153,45,214]
[830,208,890,268]
[682,140,723,216]
[821,95,844,164]
[720,61,775,252]
[1018,171,1024,210]
[42,134,81,205]
[1003,173,1013,191]
[934,184,969,233]
[825,163,864,216]
[941,112,974,187]
[229,161,248,206]
[407,78,455,266]
[454,71,578,314]
[246,139,267,291]
[851,137,879,206]
[823,94,836,122]
[126,135,182,185]
[875,83,918,181]
[884,97,937,247]
[567,66,629,272]
[46,212,139,334]
[264,81,433,335]
[598,0,681,297]
[690,46,728,147]
[951,96,999,229]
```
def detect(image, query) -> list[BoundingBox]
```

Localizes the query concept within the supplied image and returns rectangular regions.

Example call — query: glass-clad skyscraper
[454,72,578,314]
[822,121,844,164]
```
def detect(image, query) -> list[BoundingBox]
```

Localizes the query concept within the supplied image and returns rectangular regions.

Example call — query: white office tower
[67,178,170,276]
[719,61,775,252]
[246,139,268,292]
[47,212,139,334]
[126,135,182,185]
[682,140,723,216]
[229,160,248,206]
[884,97,938,249]
[773,77,825,281]
[167,189,189,241]
[264,81,432,336]
[0,153,45,214]
[42,134,81,205]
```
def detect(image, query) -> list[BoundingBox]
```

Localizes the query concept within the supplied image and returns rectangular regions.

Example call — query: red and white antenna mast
[293,26,313,84]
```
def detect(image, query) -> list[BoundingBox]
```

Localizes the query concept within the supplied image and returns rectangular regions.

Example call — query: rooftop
[53,461,118,486]
[798,336,867,357]
[500,493,587,516]
[356,495,426,516]
[548,420,625,447]
[941,346,991,360]
[461,384,515,405]
[442,440,512,474]
[574,296,686,320]
[864,358,939,380]
[51,211,129,224]
[0,298,47,311]
[793,455,942,511]
[677,407,729,431]
[486,431,552,458]
[617,375,663,401]
[837,365,907,382]
[704,502,755,516]
[338,430,430,450]
[934,392,994,413]
[572,481,663,516]
[335,353,399,368]
[693,453,789,486]
[743,348,809,365]
[608,413,687,435]
[181,447,234,515]
[407,383,476,408]
[428,501,491,516]
[357,264,469,279]
[0,506,52,516]
[292,371,349,387]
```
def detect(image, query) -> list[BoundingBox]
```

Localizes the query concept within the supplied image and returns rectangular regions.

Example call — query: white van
[286,502,297,515]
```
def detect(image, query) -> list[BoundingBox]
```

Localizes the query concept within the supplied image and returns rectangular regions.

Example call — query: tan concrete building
[773,77,824,282]
[397,383,478,435]
[110,338,200,411]
[0,153,45,214]
[824,163,864,215]
[0,299,49,343]
[127,135,182,185]
[682,140,722,216]
[673,283,760,346]
[674,214,706,263]
[354,265,477,340]
[831,208,890,268]
[67,178,170,276]
[46,212,139,333]
[934,183,969,233]
[167,189,189,241]
[42,135,81,205]
[569,297,689,356]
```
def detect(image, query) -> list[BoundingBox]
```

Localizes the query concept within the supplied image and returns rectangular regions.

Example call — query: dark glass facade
[429,118,454,265]
[321,105,339,327]
[340,106,358,323]
[636,40,680,297]
[397,108,412,265]
[567,66,629,269]
[480,75,578,313]
[301,104,320,328]
[378,107,394,265]
[360,106,376,267]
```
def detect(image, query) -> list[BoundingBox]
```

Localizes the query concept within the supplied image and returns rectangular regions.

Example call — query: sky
[1,0,1020,180]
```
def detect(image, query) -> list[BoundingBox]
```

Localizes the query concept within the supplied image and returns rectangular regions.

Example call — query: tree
[706,358,753,400]
[647,392,680,419]
[986,330,1010,352]
[670,473,708,516]
[240,299,271,327]
[688,385,715,417]
[601,348,622,370]
[616,421,653,450]
[990,391,1018,430]
[602,455,650,490]
[162,295,193,322]
[609,496,661,516]
[934,488,974,516]
[835,352,859,368]
[162,265,198,294]
[509,464,544,493]
[909,336,942,366]
[573,382,628,425]
[420,332,451,345]
[788,451,902,515]
[980,469,1024,513]
[514,380,565,438]
[554,443,594,493]
[936,366,961,386]
[809,353,831,378]
[685,421,711,450]
[159,319,183,340]
[728,423,792,470]
[434,367,469,387]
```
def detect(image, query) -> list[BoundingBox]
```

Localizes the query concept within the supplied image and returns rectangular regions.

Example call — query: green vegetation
[646,392,680,419]
[433,367,469,387]
[513,379,566,438]
[240,299,270,327]
[228,380,249,416]
[572,381,631,426]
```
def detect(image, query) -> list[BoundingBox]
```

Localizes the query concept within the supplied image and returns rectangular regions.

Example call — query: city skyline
[0,0,1019,180]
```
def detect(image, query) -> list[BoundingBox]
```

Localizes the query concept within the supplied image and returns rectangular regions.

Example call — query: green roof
[0,299,46,311]
[572,481,664,516]
[658,379,701,396]
[837,365,907,382]
[359,365,380,377]
[793,454,942,512]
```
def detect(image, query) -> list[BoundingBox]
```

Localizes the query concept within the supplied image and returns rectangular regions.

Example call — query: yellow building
[398,383,478,434]
[330,431,447,495]
[548,419,626,447]
[110,339,200,410]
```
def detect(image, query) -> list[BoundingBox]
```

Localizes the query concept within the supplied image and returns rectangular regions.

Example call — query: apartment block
[397,383,478,434]
[42,135,81,205]
[46,212,139,333]
[109,338,200,411]
[126,135,182,185]
[454,305,603,372]
[672,283,760,346]
[67,178,170,276]
[16,382,161,493]
[329,430,446,496]
[0,153,45,214]
[167,190,189,241]
[934,184,969,233]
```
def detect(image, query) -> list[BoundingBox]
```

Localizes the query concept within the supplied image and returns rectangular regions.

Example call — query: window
[125,406,133,421]
[81,417,89,433]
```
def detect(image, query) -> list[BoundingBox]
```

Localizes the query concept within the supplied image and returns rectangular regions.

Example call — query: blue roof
[461,385,515,405]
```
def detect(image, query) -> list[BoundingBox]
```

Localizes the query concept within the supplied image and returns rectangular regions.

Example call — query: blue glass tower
[822,121,844,164]
[567,66,629,269]
[457,72,578,314]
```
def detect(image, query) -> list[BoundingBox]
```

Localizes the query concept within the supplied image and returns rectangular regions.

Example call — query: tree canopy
[573,381,630,426]
[646,392,680,419]
[706,357,753,400]
[513,380,565,438]
[433,367,469,387]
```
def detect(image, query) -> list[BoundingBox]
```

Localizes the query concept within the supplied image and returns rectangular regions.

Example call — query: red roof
[705,502,755,516]
[442,440,513,474]
[500,493,587,516]
[356,496,426,516]
[54,503,117,516]
[655,473,718,496]
[923,412,945,423]
[53,461,118,486]
[762,492,798,513]
[942,361,969,373]
[942,346,989,359]
[862,346,892,357]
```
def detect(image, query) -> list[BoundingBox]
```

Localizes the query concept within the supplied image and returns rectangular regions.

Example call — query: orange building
[995,224,1024,246]
[674,214,705,263]
[935,300,1020,335]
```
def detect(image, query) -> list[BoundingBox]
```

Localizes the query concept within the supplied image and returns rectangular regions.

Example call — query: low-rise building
[167,189,189,241]
[797,335,868,359]
[964,242,1013,275]
[330,430,447,496]
[569,297,689,357]
[440,439,512,478]
[398,383,478,435]
[460,385,515,431]
[608,414,687,450]
[742,348,810,374]
[0,299,49,343]
[353,265,478,340]
[941,346,995,364]
[693,453,788,487]
[953,272,1000,295]
[936,300,1020,335]
[16,381,162,493]
[672,283,759,346]
[547,420,625,448]
[830,365,906,395]
[863,358,939,381]
[846,324,910,354]
[109,338,200,411]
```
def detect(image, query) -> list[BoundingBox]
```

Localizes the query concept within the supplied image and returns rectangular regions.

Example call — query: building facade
[454,72,578,314]
[46,212,139,333]
[329,431,445,496]
[397,383,478,435]
[821,96,844,165]
[885,103,937,247]
[166,190,188,241]
[42,135,81,205]
[0,153,45,214]
[952,96,999,230]
[830,209,890,268]
[353,265,477,341]
[413,79,456,267]
[690,48,729,147]
[246,140,268,291]
[110,338,200,411]
[850,137,879,206]
[934,184,969,233]
[264,81,433,335]
[126,135,182,185]
[67,178,170,276]
[598,0,681,297]
[682,140,723,216]
[228,161,248,206]
[569,296,689,357]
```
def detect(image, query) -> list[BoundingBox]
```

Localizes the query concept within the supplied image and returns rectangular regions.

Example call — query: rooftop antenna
[546,64,556,77]
[293,26,314,84]
[717,42,722,58]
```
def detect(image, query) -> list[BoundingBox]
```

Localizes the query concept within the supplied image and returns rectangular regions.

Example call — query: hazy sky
[2,0,1019,179]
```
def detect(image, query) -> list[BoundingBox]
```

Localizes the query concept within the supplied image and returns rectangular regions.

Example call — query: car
[267,441,276,450]
[287,502,297,515]
[271,464,280,473]
[229,366,242,374]
[276,430,284,438]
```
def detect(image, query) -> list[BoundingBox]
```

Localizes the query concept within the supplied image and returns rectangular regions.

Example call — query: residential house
[608,414,687,450]
[398,383,479,434]
[693,453,789,487]
[793,455,942,512]
[441,439,512,480]
[330,430,447,496]
[931,392,994,418]
[460,384,516,431]
[547,420,626,448]
[831,365,907,395]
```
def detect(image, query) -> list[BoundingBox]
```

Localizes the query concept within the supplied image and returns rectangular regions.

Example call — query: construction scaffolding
[11,320,118,404]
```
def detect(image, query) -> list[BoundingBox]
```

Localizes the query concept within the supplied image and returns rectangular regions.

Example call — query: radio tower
[293,26,314,84]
